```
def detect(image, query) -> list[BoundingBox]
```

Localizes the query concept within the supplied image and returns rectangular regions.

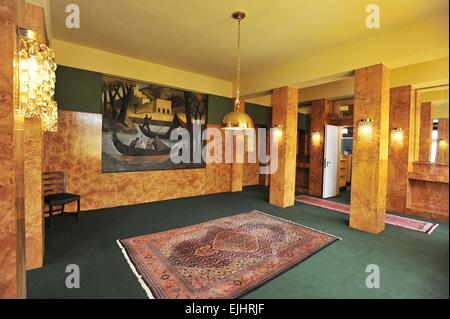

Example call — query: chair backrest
[43,171,66,196]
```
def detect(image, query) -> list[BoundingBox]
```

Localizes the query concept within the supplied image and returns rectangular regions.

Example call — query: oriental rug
[117,210,339,299]
[295,195,439,234]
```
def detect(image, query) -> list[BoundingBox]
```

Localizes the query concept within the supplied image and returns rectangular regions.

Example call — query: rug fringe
[116,239,155,299]
[427,223,440,235]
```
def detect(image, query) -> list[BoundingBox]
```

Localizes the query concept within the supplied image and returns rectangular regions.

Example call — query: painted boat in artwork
[139,112,186,139]
[112,132,171,157]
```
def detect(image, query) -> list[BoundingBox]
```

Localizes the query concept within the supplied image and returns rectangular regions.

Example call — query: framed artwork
[101,75,207,172]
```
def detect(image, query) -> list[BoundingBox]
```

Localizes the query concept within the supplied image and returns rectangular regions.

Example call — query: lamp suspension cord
[234,17,241,111]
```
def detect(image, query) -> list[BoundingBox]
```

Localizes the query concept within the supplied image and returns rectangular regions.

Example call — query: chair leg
[48,205,53,229]
[61,204,65,216]
[76,199,80,221]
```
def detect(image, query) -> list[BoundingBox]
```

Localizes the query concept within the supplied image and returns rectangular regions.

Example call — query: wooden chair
[43,172,80,228]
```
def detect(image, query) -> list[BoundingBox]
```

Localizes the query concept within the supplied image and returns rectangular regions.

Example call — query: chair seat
[44,193,80,206]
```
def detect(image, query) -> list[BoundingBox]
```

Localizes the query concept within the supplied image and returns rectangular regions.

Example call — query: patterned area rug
[118,210,339,299]
[295,195,439,234]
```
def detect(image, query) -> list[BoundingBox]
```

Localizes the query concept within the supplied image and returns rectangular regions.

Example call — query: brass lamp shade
[222,110,255,129]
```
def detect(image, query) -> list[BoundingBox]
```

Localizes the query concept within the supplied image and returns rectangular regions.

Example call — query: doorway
[322,125,353,203]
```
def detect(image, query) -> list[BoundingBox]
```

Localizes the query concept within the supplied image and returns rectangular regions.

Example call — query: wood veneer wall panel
[406,162,449,221]
[43,111,234,212]
[308,99,333,197]
[386,86,413,213]
[18,2,45,35]
[23,118,44,270]
[407,180,449,221]
[0,0,26,298]
[204,124,232,194]
[20,2,46,271]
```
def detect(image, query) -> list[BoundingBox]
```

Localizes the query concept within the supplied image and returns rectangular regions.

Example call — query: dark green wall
[55,66,273,126]
[298,113,310,131]
[55,65,102,114]
[207,95,270,127]
[206,95,233,125]
[246,102,271,127]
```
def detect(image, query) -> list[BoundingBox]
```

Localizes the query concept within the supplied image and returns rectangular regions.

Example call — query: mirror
[415,85,449,164]
[333,99,354,117]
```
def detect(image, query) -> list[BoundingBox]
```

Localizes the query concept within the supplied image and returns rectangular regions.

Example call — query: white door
[322,125,339,198]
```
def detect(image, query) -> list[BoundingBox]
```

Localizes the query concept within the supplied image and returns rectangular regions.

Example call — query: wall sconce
[311,131,321,146]
[357,119,373,143]
[273,124,283,139]
[18,28,58,132]
[439,139,448,148]
[390,128,404,145]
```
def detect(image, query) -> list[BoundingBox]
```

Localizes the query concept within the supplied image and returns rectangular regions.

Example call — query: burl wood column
[0,0,26,298]
[350,64,390,234]
[20,2,46,270]
[269,87,298,208]
[308,99,333,197]
[418,102,432,162]
[436,119,449,164]
[386,86,414,213]
[24,119,44,269]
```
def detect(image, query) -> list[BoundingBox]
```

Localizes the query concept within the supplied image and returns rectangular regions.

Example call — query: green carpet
[27,186,449,299]
[327,189,352,205]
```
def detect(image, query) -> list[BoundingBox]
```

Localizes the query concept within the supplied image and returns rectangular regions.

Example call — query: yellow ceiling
[47,0,449,85]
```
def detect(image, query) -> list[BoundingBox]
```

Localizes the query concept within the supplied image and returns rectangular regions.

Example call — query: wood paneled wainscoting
[43,110,239,212]
[406,162,449,221]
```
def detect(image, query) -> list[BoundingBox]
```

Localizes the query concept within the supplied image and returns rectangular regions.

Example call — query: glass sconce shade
[18,31,58,132]
[390,128,404,145]
[273,124,283,139]
[357,119,374,143]
[311,131,321,146]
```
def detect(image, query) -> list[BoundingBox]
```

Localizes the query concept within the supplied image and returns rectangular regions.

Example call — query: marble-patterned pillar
[0,0,27,298]
[386,86,414,213]
[436,118,449,164]
[418,102,432,162]
[269,87,298,208]
[350,64,390,234]
[308,99,334,197]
